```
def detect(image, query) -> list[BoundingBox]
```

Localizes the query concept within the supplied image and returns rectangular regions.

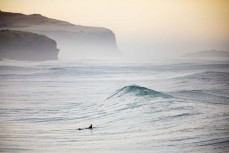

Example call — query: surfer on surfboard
[78,124,93,130]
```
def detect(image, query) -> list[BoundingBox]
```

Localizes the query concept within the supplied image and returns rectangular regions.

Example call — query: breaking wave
[107,85,172,99]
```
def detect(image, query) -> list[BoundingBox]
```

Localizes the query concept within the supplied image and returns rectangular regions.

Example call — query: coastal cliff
[0,30,59,61]
[184,50,229,59]
[0,11,120,59]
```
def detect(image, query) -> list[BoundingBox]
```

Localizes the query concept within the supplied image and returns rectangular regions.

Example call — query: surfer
[78,124,93,130]
[86,124,93,129]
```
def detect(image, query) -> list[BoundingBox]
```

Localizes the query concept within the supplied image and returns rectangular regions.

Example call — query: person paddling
[86,124,93,129]
[78,124,93,130]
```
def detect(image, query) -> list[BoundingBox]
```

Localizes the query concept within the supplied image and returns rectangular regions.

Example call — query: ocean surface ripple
[0,60,228,153]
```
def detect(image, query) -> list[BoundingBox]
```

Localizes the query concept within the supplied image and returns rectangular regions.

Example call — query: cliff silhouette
[184,49,229,59]
[0,30,59,61]
[0,11,120,59]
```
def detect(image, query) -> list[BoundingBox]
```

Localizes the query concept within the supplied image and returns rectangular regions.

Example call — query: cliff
[0,30,59,61]
[0,11,120,59]
[184,50,229,59]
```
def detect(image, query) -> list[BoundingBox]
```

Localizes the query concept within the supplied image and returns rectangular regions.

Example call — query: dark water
[0,60,228,152]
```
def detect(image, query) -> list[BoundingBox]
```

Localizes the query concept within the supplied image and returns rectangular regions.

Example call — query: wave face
[107,85,172,99]
[0,60,228,153]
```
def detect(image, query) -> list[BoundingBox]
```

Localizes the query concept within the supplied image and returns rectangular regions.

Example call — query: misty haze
[0,1,229,153]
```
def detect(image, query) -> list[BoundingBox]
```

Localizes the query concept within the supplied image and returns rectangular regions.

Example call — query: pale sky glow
[1,0,229,58]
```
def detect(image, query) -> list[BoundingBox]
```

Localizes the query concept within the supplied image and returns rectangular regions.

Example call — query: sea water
[0,59,228,153]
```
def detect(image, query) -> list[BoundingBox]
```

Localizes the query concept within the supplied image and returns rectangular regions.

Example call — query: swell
[106,85,172,100]
[171,89,229,104]
[173,71,229,80]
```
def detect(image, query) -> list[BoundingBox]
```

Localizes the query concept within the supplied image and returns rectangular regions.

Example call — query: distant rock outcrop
[0,30,59,61]
[184,50,229,59]
[0,11,120,59]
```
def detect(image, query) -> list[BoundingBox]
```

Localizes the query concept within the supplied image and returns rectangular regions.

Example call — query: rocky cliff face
[0,11,120,59]
[0,30,59,61]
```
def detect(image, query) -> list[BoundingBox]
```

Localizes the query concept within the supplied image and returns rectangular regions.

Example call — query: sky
[1,0,229,58]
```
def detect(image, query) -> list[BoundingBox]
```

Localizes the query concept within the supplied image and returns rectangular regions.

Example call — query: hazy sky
[1,0,229,58]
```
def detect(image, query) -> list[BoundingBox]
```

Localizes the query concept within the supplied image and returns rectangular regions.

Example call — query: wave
[171,89,229,104]
[106,85,172,99]
[174,71,229,80]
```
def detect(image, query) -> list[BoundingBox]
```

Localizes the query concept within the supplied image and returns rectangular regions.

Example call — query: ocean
[0,59,228,153]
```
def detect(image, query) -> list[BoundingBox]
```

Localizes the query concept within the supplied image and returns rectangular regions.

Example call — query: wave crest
[107,85,172,99]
